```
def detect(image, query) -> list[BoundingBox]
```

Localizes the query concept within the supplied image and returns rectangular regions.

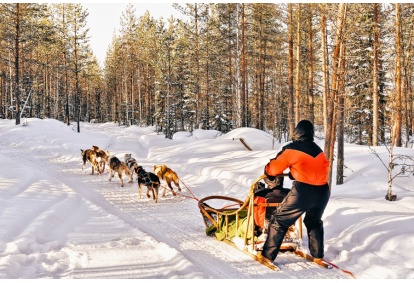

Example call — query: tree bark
[308,4,314,123]
[394,3,402,147]
[295,3,301,124]
[336,39,346,185]
[241,4,247,127]
[372,3,379,146]
[288,4,295,138]
[14,3,21,125]
[321,8,329,133]
[325,3,347,187]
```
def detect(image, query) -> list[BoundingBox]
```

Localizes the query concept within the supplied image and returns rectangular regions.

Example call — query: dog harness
[126,158,136,166]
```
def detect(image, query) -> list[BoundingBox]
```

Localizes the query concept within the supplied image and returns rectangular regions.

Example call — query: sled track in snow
[0,141,350,279]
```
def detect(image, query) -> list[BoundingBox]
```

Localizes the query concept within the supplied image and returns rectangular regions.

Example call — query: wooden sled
[198,174,303,261]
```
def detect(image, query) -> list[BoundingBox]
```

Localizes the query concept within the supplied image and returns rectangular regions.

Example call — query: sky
[0,118,413,279]
[81,2,184,66]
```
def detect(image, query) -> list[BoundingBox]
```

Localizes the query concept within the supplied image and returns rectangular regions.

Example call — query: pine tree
[66,4,90,132]
[325,3,347,187]
[394,3,402,147]
[0,3,52,125]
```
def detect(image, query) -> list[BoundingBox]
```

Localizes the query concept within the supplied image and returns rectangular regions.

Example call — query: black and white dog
[136,166,161,203]
[124,153,139,181]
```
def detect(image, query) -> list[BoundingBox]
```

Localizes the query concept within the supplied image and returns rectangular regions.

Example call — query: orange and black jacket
[264,140,329,186]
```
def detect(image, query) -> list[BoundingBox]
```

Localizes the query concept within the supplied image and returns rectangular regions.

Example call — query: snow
[0,118,413,279]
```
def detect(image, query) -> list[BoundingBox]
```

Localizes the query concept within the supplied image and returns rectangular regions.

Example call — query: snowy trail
[0,121,351,279]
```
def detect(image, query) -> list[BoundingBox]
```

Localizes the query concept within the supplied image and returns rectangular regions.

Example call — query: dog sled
[198,174,332,271]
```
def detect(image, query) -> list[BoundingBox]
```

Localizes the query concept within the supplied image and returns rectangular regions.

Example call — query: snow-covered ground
[0,118,413,279]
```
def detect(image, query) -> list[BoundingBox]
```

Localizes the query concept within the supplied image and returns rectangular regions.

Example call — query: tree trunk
[258,10,265,130]
[65,60,69,125]
[336,39,346,185]
[288,4,295,138]
[321,8,329,133]
[74,22,80,133]
[195,4,200,128]
[372,3,379,146]
[0,72,4,118]
[241,4,247,127]
[308,4,314,123]
[295,3,301,124]
[394,3,402,147]
[14,3,21,125]
[325,3,347,187]
[227,6,234,126]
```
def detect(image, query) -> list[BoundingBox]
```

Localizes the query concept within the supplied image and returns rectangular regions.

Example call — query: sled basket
[198,174,302,253]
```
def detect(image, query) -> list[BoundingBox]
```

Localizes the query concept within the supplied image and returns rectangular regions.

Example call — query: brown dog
[81,148,99,174]
[153,164,182,197]
[92,145,109,174]
[108,155,132,187]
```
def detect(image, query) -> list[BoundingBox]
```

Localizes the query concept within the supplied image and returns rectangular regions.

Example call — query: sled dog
[137,166,161,203]
[92,145,109,174]
[153,164,182,197]
[81,148,99,175]
[124,153,139,180]
[108,155,132,187]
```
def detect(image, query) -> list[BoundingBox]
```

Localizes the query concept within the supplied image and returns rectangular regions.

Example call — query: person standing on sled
[260,120,330,264]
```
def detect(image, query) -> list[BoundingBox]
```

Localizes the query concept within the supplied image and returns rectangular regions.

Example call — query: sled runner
[198,174,332,271]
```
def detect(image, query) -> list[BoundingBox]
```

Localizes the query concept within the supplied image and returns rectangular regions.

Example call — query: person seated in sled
[253,175,290,240]
[255,175,290,201]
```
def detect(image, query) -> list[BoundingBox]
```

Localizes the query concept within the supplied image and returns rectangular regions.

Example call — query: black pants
[261,181,330,261]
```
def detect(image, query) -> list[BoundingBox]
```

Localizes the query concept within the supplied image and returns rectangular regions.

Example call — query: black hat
[292,120,314,142]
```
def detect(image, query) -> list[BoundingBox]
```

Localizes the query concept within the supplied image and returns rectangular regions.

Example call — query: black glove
[264,177,277,189]
[254,182,266,194]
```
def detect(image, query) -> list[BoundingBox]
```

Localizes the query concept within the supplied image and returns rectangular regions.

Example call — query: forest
[0,3,413,188]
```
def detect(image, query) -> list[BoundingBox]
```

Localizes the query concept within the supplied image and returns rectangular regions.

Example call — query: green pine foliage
[0,3,413,147]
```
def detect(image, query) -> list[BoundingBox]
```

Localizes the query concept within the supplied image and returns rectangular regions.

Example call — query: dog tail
[81,150,87,162]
